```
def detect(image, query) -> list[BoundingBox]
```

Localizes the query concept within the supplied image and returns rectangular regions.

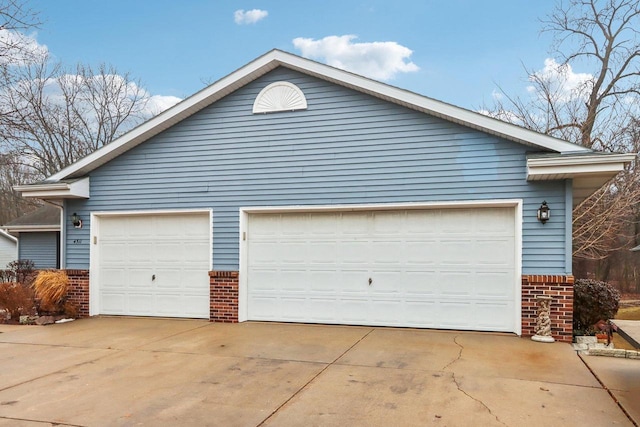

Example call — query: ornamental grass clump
[32,270,73,316]
[573,279,620,336]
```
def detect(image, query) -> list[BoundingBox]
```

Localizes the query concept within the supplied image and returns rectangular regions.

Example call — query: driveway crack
[451,373,508,427]
[442,335,463,371]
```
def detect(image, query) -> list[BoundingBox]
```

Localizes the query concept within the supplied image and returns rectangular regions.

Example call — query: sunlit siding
[65,67,568,274]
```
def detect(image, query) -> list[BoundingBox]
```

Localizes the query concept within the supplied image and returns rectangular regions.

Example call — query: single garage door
[246,207,517,332]
[95,212,211,318]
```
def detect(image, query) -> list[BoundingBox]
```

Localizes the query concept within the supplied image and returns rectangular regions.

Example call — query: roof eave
[527,153,637,207]
[14,177,90,199]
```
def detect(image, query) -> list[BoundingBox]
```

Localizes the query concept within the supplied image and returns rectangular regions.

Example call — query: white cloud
[234,9,268,25]
[292,35,419,81]
[146,94,182,115]
[0,28,48,65]
[528,58,593,102]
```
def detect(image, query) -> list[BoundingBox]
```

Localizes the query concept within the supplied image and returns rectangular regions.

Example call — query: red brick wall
[64,269,90,318]
[209,271,239,322]
[522,275,574,343]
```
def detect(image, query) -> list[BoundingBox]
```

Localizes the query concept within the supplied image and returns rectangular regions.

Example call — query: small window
[252,81,307,114]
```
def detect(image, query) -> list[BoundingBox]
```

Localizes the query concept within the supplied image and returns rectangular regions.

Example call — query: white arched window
[252,81,308,114]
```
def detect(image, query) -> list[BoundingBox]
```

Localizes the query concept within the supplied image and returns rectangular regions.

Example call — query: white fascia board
[14,177,90,199]
[527,154,636,180]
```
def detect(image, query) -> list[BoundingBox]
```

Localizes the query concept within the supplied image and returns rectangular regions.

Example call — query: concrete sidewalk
[0,318,635,426]
[581,354,640,426]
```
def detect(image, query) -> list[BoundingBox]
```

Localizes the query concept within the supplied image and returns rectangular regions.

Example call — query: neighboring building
[3,205,61,269]
[15,50,635,342]
[0,229,17,269]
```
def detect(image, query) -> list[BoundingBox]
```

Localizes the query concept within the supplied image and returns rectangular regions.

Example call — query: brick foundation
[522,275,574,343]
[64,269,90,318]
[209,271,239,323]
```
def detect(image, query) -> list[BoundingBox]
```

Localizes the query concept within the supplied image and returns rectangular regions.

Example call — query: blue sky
[29,1,559,110]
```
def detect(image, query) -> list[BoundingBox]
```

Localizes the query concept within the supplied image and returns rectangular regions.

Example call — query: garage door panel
[248,269,278,291]
[370,241,403,264]
[338,270,369,294]
[127,269,154,288]
[475,303,514,331]
[403,271,439,295]
[100,293,126,314]
[127,293,154,315]
[100,268,126,288]
[405,241,438,264]
[339,307,369,324]
[404,300,438,326]
[339,242,370,264]
[246,207,517,333]
[308,271,339,292]
[439,302,474,328]
[440,271,474,296]
[101,243,128,262]
[476,239,515,264]
[440,240,475,265]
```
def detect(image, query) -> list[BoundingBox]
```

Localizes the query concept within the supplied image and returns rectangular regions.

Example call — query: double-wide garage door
[246,207,517,333]
[95,212,210,318]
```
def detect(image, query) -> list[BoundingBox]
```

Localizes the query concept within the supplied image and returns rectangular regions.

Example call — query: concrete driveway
[0,318,634,426]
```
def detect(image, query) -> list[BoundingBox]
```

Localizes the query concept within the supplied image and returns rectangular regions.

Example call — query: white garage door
[95,212,211,318]
[246,207,517,332]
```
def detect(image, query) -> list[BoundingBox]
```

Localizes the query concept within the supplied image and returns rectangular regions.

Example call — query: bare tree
[486,0,640,266]
[545,0,640,149]
[0,151,38,224]
[0,1,41,62]
[0,54,151,177]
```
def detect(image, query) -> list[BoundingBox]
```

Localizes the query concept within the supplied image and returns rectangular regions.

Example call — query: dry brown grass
[616,306,640,321]
[32,271,69,314]
[612,306,640,350]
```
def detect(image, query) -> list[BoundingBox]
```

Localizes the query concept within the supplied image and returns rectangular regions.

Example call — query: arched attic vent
[252,81,308,114]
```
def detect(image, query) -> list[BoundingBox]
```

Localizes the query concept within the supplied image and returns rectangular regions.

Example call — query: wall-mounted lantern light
[71,212,82,229]
[537,201,550,224]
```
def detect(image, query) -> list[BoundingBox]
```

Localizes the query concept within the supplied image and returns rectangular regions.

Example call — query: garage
[92,211,211,318]
[243,204,519,333]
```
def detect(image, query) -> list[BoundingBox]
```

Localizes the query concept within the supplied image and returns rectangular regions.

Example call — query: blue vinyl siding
[19,232,58,269]
[65,67,570,274]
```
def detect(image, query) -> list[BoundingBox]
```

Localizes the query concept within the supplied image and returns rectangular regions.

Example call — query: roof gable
[46,49,589,183]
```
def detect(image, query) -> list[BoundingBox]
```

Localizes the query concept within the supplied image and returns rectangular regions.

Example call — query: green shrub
[573,279,620,335]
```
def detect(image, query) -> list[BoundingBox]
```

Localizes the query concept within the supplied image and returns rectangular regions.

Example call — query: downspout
[565,179,573,276]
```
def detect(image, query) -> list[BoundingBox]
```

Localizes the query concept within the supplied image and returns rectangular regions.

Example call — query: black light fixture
[537,201,550,224]
[71,212,82,229]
